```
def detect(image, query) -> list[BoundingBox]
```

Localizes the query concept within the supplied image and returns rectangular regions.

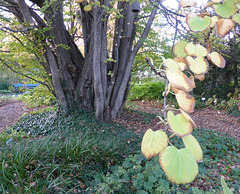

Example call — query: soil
[1,100,239,141]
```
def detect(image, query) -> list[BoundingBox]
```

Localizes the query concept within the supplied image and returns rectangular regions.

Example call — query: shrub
[128,81,166,101]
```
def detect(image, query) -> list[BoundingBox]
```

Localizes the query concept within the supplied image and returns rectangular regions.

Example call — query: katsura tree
[0,0,161,121]
[141,0,239,184]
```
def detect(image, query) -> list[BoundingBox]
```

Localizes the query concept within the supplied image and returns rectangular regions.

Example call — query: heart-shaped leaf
[233,13,240,24]
[186,13,211,32]
[166,69,193,93]
[207,52,226,68]
[173,41,188,58]
[194,73,205,81]
[186,56,209,74]
[176,90,195,113]
[159,146,198,184]
[185,43,208,57]
[182,135,203,162]
[180,109,197,129]
[163,57,180,72]
[179,1,197,8]
[213,1,237,18]
[215,18,235,38]
[141,129,168,160]
[174,57,188,71]
[167,111,193,137]
[210,16,219,28]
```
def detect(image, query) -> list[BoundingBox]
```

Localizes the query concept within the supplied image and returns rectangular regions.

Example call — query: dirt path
[0,101,28,133]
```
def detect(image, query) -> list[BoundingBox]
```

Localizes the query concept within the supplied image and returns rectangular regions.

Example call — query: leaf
[163,57,180,72]
[176,90,195,113]
[173,41,188,58]
[212,0,222,3]
[185,43,208,57]
[179,1,197,8]
[180,109,197,129]
[213,1,237,18]
[207,52,226,68]
[84,4,92,12]
[232,13,240,24]
[215,18,235,38]
[167,111,193,137]
[159,146,198,184]
[210,16,219,28]
[186,13,211,32]
[182,135,203,162]
[174,57,188,71]
[221,176,233,194]
[186,56,209,75]
[141,129,168,160]
[194,74,205,81]
[189,75,196,89]
[166,69,193,93]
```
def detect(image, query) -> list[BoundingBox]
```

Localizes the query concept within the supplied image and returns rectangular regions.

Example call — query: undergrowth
[0,107,239,193]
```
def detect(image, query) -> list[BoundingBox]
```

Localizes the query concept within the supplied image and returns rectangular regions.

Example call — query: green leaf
[167,111,193,137]
[185,43,208,57]
[182,135,203,162]
[141,129,168,160]
[162,57,180,72]
[221,176,233,194]
[233,13,240,24]
[173,41,188,58]
[213,2,237,18]
[186,13,211,32]
[159,146,198,184]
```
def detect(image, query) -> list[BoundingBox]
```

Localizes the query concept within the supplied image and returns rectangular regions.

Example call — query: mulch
[0,100,239,142]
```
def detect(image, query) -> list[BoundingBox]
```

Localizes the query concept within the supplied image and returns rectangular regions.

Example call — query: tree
[0,0,160,121]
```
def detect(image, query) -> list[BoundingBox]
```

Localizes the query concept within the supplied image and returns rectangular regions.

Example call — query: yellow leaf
[215,18,235,38]
[210,16,219,28]
[182,135,203,162]
[176,90,195,113]
[186,56,209,74]
[167,111,193,137]
[174,57,188,71]
[163,57,180,72]
[185,43,208,57]
[207,52,226,68]
[180,109,197,129]
[189,75,196,88]
[141,129,168,160]
[194,74,205,81]
[166,69,193,93]
[179,1,197,8]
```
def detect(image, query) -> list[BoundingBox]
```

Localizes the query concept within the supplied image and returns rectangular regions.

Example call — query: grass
[0,106,239,193]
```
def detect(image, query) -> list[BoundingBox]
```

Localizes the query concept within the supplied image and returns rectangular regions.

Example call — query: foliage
[88,128,240,193]
[17,85,56,108]
[140,0,240,185]
[128,81,166,101]
[0,108,141,193]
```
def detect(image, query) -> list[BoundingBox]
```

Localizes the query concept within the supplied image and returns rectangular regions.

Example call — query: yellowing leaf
[207,52,226,68]
[213,1,237,18]
[180,109,197,129]
[167,111,193,137]
[186,13,211,32]
[174,57,188,71]
[173,41,188,58]
[75,0,84,3]
[159,146,199,184]
[185,43,208,57]
[163,57,180,72]
[215,18,235,37]
[179,1,197,8]
[176,90,195,113]
[186,56,209,74]
[182,135,203,162]
[166,69,193,93]
[212,0,222,3]
[194,74,205,81]
[210,16,219,28]
[84,4,92,12]
[141,129,168,160]
[233,13,240,24]
[189,75,196,89]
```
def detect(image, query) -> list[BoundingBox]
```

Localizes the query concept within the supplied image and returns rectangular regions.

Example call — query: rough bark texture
[1,0,158,121]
